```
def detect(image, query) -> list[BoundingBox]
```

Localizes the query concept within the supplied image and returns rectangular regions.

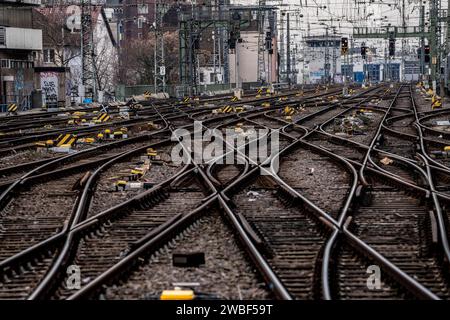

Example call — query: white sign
[41,72,59,104]
[66,5,81,32]
[160,66,166,76]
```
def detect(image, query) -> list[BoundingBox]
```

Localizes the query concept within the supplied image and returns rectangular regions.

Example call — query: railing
[2,0,41,5]
[353,26,429,37]
[0,94,31,112]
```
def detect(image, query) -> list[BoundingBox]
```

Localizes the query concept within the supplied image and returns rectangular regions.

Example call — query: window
[1,59,9,68]
[137,4,148,15]
[0,27,5,46]
[210,73,215,83]
[137,17,144,29]
[199,73,204,83]
[43,49,55,63]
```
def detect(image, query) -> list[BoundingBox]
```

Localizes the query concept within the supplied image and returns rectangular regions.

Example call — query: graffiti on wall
[40,72,59,104]
[15,69,24,93]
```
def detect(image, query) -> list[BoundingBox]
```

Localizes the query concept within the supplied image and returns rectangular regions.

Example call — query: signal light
[341,37,348,55]
[389,38,395,57]
[425,45,430,63]
[361,46,367,59]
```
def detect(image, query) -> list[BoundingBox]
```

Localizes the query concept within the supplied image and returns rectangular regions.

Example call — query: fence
[115,82,261,101]
[0,94,31,112]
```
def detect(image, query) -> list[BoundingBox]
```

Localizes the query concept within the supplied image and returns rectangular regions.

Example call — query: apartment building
[0,0,43,106]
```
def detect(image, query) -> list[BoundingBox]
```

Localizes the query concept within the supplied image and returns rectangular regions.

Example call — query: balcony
[0,26,42,50]
[0,0,41,5]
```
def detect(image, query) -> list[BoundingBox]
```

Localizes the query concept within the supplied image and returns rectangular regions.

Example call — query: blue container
[365,64,381,82]
[354,72,365,83]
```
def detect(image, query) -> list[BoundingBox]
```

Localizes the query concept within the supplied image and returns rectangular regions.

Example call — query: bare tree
[118,31,179,86]
[34,7,80,67]
[95,42,118,92]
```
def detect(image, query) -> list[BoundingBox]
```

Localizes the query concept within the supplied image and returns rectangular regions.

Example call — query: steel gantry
[178,4,274,96]
[81,0,97,101]
[154,0,168,94]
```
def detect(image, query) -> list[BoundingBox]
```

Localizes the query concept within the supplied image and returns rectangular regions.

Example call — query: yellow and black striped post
[221,106,233,113]
[7,104,18,114]
[256,88,263,98]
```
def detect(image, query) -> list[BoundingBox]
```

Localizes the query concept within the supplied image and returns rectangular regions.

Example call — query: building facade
[0,0,42,107]
[36,5,118,104]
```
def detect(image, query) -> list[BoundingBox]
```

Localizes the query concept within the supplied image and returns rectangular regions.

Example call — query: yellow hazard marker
[160,290,195,300]
[147,148,158,159]
[235,106,244,113]
[283,106,296,116]
[231,96,239,102]
[94,113,110,123]
[221,106,233,113]
[256,88,263,98]
[7,104,18,114]
[97,133,104,140]
[113,130,124,138]
[130,168,144,180]
[115,180,128,191]
[432,95,442,110]
[57,134,71,147]
[182,97,190,104]
[66,135,77,147]
[444,146,450,152]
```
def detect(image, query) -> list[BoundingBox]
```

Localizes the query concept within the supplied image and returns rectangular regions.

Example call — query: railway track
[2,84,450,301]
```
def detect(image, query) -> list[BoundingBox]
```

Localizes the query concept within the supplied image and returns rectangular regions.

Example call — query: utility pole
[81,0,96,102]
[257,0,266,84]
[332,27,337,84]
[154,0,167,94]
[286,12,291,88]
[324,27,329,84]
[447,0,450,56]
[401,0,406,82]
[420,4,426,82]
[430,0,439,93]
[279,11,285,81]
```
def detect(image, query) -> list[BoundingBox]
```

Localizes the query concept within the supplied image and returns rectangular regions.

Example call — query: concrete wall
[229,31,278,85]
